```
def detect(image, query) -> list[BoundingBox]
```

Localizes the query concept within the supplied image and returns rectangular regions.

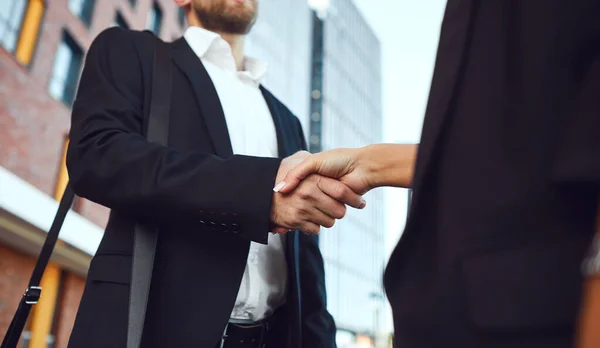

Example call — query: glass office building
[314,0,386,340]
[249,2,385,341]
[250,0,386,341]
[246,1,313,130]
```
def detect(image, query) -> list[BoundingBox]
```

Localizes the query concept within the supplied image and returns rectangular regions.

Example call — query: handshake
[269,148,377,235]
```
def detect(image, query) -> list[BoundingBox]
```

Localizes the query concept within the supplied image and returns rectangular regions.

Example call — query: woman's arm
[275,143,418,195]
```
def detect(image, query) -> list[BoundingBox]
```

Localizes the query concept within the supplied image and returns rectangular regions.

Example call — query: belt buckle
[220,321,267,348]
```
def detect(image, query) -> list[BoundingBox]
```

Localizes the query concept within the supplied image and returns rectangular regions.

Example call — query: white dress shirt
[184,27,288,322]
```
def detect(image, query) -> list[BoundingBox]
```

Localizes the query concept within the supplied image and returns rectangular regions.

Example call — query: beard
[192,0,258,35]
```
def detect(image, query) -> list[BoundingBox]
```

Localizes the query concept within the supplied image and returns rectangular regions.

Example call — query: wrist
[359,143,417,189]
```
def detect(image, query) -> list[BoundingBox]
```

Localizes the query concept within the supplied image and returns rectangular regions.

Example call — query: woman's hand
[274,147,374,196]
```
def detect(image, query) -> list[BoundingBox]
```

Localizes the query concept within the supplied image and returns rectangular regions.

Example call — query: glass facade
[317,0,385,337]
[245,0,313,130]
[248,0,384,338]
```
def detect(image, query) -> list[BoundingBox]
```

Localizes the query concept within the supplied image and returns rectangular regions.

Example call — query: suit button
[231,223,240,234]
[221,223,229,233]
[209,221,217,229]
[199,220,206,226]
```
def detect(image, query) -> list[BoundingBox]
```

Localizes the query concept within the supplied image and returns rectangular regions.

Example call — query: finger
[297,220,322,235]
[274,155,324,194]
[317,176,366,209]
[272,226,293,234]
[302,207,336,230]
[311,188,347,220]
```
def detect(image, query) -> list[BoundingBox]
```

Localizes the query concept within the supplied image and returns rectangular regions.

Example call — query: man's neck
[219,32,246,71]
[187,18,246,70]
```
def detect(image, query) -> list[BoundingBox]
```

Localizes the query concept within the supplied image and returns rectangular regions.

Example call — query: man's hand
[270,151,366,235]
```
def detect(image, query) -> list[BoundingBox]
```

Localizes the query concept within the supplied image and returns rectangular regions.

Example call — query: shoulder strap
[1,186,75,348]
[127,39,172,348]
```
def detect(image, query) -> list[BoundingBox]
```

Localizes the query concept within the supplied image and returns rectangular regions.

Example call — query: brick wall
[0,244,35,339]
[0,0,184,345]
[0,0,184,227]
[0,243,87,348]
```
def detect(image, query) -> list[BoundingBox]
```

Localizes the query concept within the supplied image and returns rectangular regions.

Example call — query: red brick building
[0,1,184,346]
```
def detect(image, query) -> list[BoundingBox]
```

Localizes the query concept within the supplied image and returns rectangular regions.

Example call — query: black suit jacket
[385,1,599,348]
[66,28,336,348]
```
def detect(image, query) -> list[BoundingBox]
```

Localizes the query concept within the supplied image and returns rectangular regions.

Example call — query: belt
[218,309,284,348]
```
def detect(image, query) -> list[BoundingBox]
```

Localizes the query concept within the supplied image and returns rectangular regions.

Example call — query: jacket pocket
[87,253,132,285]
[461,237,589,332]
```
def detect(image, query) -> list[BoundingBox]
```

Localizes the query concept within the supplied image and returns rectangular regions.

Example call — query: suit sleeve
[293,117,337,348]
[67,27,280,244]
[554,5,600,189]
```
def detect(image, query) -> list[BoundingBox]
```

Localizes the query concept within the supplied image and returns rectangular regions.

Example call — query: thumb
[273,156,321,194]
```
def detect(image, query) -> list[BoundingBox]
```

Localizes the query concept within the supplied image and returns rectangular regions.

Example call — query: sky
[350,0,447,259]
[339,0,448,332]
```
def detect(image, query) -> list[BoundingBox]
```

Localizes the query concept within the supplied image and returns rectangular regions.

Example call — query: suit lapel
[409,0,476,212]
[170,38,234,158]
[260,87,302,333]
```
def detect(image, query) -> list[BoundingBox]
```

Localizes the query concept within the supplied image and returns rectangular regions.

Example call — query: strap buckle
[23,286,42,305]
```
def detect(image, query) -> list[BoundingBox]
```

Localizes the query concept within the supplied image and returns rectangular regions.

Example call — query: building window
[178,6,186,28]
[146,2,162,35]
[114,11,129,29]
[0,0,45,65]
[0,0,27,53]
[48,31,83,108]
[68,0,95,27]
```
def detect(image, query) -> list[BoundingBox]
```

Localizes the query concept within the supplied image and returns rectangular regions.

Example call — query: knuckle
[332,184,348,200]
[335,205,347,219]
[323,219,335,229]
[307,226,320,235]
[297,188,312,200]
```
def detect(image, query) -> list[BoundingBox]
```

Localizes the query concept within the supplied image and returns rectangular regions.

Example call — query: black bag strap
[1,38,172,348]
[1,185,75,348]
[127,39,172,348]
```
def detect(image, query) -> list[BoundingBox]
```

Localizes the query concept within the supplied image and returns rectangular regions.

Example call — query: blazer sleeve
[67,27,280,244]
[554,6,600,189]
[293,117,337,348]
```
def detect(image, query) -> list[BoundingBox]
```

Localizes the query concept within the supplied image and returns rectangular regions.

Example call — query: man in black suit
[65,1,365,347]
[276,0,600,347]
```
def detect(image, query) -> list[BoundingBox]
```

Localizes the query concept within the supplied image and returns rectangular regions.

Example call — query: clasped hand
[269,149,371,235]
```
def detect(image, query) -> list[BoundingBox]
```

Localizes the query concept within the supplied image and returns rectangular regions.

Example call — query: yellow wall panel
[28,264,61,348]
[16,0,44,66]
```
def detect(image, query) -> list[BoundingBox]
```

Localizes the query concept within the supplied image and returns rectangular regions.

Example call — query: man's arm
[67,28,273,244]
[68,28,364,243]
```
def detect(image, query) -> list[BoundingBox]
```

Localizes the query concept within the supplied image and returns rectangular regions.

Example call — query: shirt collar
[183,26,267,85]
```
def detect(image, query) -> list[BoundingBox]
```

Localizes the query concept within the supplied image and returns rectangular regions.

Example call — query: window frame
[68,0,95,28]
[0,0,47,69]
[146,2,163,36]
[47,30,84,108]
